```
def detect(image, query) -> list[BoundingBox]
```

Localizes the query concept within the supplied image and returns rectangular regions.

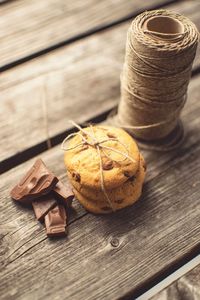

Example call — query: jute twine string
[118,9,199,148]
[42,82,52,149]
[108,110,185,152]
[61,120,136,211]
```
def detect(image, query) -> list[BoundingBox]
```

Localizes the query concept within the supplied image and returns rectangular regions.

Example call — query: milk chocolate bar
[10,159,58,203]
[53,180,74,208]
[45,205,67,237]
[32,194,57,222]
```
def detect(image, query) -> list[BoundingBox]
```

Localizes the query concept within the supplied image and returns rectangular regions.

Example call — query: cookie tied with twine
[116,9,199,150]
[62,121,146,214]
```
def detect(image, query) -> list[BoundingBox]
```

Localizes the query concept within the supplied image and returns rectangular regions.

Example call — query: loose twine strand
[61,120,136,211]
[42,82,52,149]
[118,9,199,149]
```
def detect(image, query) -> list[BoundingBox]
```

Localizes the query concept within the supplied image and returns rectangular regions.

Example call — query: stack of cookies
[64,126,146,214]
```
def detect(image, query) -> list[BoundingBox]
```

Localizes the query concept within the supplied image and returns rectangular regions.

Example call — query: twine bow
[61,121,136,211]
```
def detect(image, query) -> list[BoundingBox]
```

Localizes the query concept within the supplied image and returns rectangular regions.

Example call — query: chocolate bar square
[10,159,58,203]
[45,205,67,237]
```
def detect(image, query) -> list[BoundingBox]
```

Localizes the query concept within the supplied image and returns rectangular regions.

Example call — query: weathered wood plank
[1,1,200,171]
[1,135,200,300]
[0,73,200,299]
[151,264,200,300]
[0,0,171,68]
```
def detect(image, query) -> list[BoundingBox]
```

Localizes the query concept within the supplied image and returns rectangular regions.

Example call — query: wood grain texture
[151,264,200,300]
[0,0,171,67]
[1,1,200,168]
[0,72,200,299]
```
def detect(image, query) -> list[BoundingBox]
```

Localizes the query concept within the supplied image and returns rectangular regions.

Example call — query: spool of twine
[118,9,199,144]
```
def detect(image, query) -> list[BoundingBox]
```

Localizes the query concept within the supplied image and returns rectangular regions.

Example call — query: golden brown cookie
[68,155,146,203]
[64,126,140,190]
[72,158,145,214]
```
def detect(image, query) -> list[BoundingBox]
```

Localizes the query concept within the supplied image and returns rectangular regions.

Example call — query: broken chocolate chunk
[32,193,57,222]
[53,180,74,208]
[10,159,58,203]
[45,205,67,237]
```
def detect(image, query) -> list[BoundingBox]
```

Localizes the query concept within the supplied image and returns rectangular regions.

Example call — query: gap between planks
[0,0,177,72]
[0,109,111,174]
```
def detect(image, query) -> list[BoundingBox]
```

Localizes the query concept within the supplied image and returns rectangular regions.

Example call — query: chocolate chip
[114,199,123,204]
[142,161,147,171]
[101,206,112,211]
[72,172,81,182]
[124,171,131,178]
[107,132,117,138]
[102,160,113,170]
[128,175,136,182]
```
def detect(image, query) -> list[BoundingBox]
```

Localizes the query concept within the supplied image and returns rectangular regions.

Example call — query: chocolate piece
[102,160,113,170]
[10,159,58,203]
[45,205,67,237]
[53,180,74,208]
[142,160,147,171]
[32,194,57,222]
[72,172,81,183]
[114,199,124,204]
[107,132,117,139]
[124,171,132,178]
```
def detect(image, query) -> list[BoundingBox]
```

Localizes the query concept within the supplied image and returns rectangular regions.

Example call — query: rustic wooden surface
[1,73,200,299]
[0,0,200,299]
[1,0,200,173]
[151,264,200,300]
[0,0,172,68]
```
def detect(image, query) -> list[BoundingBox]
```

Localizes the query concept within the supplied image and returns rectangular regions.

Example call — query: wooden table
[1,0,200,299]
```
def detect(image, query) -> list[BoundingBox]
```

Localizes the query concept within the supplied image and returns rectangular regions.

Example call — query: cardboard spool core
[144,16,184,39]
